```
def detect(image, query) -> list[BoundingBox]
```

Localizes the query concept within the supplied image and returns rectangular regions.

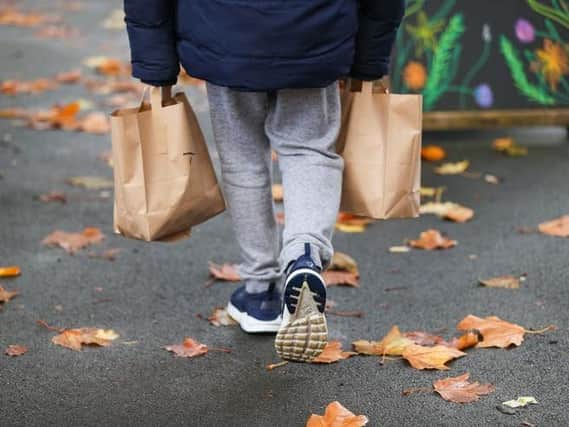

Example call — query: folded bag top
[110,86,226,242]
[337,80,422,219]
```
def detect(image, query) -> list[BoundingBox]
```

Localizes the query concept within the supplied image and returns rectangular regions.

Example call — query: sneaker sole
[275,268,328,362]
[226,302,282,333]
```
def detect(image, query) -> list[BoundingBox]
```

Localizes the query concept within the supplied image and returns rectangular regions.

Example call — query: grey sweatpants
[206,81,343,289]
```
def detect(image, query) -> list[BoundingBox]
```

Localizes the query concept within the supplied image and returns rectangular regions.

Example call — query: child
[124,0,405,362]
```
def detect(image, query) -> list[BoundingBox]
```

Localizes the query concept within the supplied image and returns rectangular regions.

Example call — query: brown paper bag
[110,86,225,241]
[336,80,422,219]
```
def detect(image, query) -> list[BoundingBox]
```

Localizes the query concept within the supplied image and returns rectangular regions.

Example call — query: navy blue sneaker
[275,243,328,362]
[226,282,282,333]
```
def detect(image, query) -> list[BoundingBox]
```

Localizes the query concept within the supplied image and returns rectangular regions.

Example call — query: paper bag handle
[138,86,173,155]
[346,79,390,95]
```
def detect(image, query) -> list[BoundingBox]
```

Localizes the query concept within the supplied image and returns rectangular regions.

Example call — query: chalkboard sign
[392,0,569,129]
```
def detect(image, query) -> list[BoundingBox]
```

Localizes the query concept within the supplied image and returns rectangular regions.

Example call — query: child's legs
[266,82,343,272]
[206,82,281,290]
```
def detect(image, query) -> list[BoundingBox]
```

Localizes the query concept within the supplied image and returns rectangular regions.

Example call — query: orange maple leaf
[208,262,240,282]
[164,338,209,358]
[409,229,457,250]
[353,325,413,357]
[42,227,104,254]
[538,215,569,238]
[0,286,19,303]
[5,344,28,357]
[312,341,356,364]
[402,344,466,370]
[52,328,119,351]
[456,315,526,348]
[306,401,369,427]
[433,372,494,404]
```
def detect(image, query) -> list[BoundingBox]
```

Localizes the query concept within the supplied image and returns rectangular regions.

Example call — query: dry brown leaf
[0,286,19,303]
[402,344,466,370]
[456,315,526,348]
[433,373,495,403]
[28,101,81,130]
[389,245,411,253]
[421,145,446,162]
[492,137,528,157]
[0,265,21,277]
[484,174,501,184]
[0,9,47,27]
[479,275,521,289]
[434,160,469,175]
[1,78,58,95]
[312,341,357,364]
[65,176,113,190]
[449,330,482,351]
[328,252,359,275]
[272,184,283,202]
[39,191,66,203]
[164,337,208,358]
[538,215,569,238]
[79,112,110,134]
[353,326,413,357]
[444,206,474,223]
[5,344,28,357]
[492,137,514,151]
[208,307,238,327]
[88,248,121,261]
[403,331,449,347]
[322,270,359,287]
[335,212,373,233]
[306,401,369,427]
[42,227,104,254]
[409,229,457,250]
[52,328,119,351]
[208,262,240,282]
[0,108,28,119]
[56,70,81,84]
[84,57,131,77]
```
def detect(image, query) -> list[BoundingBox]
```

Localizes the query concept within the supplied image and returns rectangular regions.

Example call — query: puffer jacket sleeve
[124,0,179,86]
[350,0,406,81]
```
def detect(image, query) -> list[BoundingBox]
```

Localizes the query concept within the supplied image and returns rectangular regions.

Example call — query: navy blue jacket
[124,0,405,91]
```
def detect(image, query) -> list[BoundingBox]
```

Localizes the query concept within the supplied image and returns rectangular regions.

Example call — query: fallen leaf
[403,331,448,347]
[1,78,57,95]
[421,145,446,162]
[0,286,19,303]
[538,215,569,238]
[78,112,110,134]
[0,265,21,277]
[402,344,466,370]
[0,9,47,27]
[35,25,79,39]
[0,108,28,119]
[389,246,411,253]
[5,344,27,357]
[479,275,521,289]
[420,186,446,198]
[449,330,482,350]
[38,191,66,203]
[164,337,208,358]
[444,206,474,223]
[353,325,413,357]
[272,184,283,202]
[409,229,457,250]
[434,160,469,175]
[502,396,538,408]
[55,70,81,84]
[328,251,359,275]
[420,202,473,222]
[433,373,494,403]
[312,341,356,364]
[456,315,525,348]
[492,137,514,151]
[336,212,373,233]
[306,401,369,427]
[65,176,113,190]
[84,56,130,77]
[52,328,119,351]
[322,270,359,287]
[208,262,240,281]
[88,248,121,261]
[484,174,500,184]
[42,227,104,254]
[28,101,81,130]
[208,307,237,327]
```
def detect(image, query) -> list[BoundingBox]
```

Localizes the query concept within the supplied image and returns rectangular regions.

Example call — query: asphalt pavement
[1,1,568,426]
